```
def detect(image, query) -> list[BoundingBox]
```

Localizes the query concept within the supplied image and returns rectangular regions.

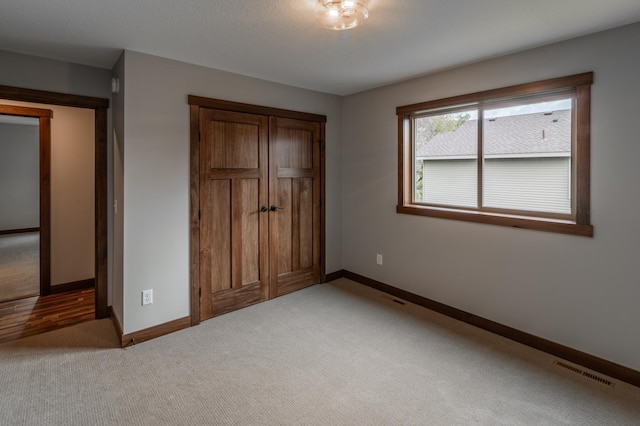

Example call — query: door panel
[200,109,269,320]
[270,117,321,297]
[275,128,313,169]
[206,179,232,294]
[298,177,313,270]
[240,179,260,285]
[209,120,259,169]
[276,178,292,275]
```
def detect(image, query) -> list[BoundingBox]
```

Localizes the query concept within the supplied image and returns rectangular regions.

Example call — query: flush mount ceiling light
[316,0,369,30]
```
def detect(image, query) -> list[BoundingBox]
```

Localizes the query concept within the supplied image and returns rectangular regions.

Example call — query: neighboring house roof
[416,109,571,159]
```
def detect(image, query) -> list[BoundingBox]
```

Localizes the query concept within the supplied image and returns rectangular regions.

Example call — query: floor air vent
[380,294,407,306]
[553,360,615,388]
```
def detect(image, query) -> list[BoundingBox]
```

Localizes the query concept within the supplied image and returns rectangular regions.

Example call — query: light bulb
[316,0,369,30]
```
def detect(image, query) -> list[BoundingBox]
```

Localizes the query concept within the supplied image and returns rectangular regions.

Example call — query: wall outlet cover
[142,289,153,305]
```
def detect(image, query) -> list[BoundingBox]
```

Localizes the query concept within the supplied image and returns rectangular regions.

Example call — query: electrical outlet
[142,289,153,306]
[376,254,383,265]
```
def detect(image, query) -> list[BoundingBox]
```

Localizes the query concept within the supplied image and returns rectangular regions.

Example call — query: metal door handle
[270,205,284,212]
[260,205,268,213]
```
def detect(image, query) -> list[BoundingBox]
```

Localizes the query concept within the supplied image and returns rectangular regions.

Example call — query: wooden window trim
[396,72,594,237]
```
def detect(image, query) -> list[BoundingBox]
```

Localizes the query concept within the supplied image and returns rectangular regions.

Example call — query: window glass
[396,73,593,237]
[414,109,478,208]
[482,98,572,215]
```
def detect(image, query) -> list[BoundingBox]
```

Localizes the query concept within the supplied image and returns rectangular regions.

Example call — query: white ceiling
[2,0,640,95]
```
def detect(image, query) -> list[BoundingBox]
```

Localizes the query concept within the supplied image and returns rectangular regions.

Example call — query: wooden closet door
[199,109,269,320]
[269,117,322,297]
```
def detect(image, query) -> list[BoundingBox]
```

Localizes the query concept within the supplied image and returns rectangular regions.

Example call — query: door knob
[270,205,284,212]
[260,205,268,213]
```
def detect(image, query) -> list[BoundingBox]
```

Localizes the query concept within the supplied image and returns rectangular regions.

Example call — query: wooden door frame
[0,104,53,296]
[0,85,110,319]
[188,95,326,326]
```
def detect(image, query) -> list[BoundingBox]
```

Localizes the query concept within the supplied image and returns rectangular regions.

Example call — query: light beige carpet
[0,278,639,425]
[0,232,39,302]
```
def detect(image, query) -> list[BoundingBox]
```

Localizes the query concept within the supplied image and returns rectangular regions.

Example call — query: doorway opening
[0,85,109,319]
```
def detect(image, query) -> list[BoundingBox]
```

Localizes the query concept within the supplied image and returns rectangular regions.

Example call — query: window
[397,73,593,237]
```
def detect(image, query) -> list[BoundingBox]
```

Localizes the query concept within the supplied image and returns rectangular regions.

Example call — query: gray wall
[111,52,125,326]
[0,122,39,230]
[0,50,112,99]
[342,22,640,371]
[118,50,343,334]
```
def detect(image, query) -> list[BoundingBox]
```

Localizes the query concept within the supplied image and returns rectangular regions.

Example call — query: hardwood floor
[0,288,94,344]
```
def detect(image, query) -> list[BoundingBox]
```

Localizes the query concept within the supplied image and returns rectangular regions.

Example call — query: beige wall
[0,99,95,286]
